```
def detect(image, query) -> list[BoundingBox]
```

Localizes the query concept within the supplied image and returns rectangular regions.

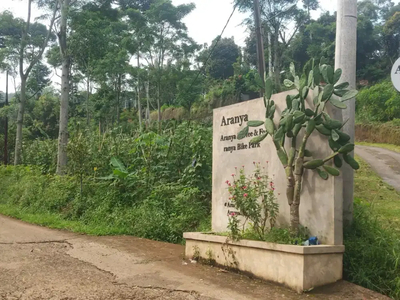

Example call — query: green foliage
[239,58,359,233]
[356,80,400,122]
[227,213,241,241]
[205,71,261,108]
[344,199,400,299]
[23,139,57,174]
[226,164,279,241]
[130,184,208,243]
[204,37,241,80]
[0,121,212,243]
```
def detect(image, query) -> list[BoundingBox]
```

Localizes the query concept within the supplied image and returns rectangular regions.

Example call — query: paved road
[356,145,400,191]
[0,215,390,300]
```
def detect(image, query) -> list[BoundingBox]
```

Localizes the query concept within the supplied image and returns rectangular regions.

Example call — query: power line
[185,0,295,94]
[185,2,240,92]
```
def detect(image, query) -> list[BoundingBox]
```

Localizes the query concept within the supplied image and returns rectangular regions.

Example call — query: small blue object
[308,236,318,245]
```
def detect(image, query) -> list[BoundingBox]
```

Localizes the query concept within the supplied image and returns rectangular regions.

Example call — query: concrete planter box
[183,232,345,293]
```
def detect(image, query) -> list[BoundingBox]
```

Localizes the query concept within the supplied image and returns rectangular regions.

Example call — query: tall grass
[356,121,400,146]
[344,199,400,299]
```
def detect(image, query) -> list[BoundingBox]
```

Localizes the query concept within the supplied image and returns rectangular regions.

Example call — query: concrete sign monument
[184,91,345,292]
[211,91,343,245]
[391,57,400,92]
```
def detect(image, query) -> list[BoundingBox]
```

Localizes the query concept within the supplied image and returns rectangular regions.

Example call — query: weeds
[0,122,212,244]
[344,199,400,299]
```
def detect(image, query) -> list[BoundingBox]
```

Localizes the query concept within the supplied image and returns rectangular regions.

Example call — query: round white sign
[391,57,400,92]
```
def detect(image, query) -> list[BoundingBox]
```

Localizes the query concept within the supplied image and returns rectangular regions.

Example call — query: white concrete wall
[212,91,343,245]
[184,233,344,292]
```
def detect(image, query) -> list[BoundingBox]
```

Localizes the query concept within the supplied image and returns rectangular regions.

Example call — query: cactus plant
[237,57,359,235]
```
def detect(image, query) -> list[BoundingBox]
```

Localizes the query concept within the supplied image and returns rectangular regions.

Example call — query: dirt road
[356,145,400,191]
[0,215,390,300]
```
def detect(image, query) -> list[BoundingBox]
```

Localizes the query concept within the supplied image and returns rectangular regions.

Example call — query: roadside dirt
[356,145,400,191]
[0,215,391,300]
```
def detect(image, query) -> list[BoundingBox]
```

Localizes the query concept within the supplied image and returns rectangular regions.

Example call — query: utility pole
[3,70,8,165]
[335,0,357,225]
[253,0,266,93]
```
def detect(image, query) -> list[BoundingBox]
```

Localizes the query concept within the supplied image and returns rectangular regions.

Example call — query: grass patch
[0,165,210,243]
[346,153,400,298]
[357,141,400,153]
[354,155,400,234]
[205,227,309,245]
[356,122,400,145]
[344,199,400,299]
[0,204,131,236]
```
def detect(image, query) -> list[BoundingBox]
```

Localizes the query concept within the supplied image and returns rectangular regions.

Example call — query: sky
[0,0,338,47]
[0,0,395,92]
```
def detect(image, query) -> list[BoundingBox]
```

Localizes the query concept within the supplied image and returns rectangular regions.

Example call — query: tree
[69,2,122,124]
[205,37,241,80]
[54,0,70,174]
[383,11,400,63]
[26,62,51,98]
[140,0,198,130]
[0,7,56,165]
[288,13,336,69]
[237,0,313,90]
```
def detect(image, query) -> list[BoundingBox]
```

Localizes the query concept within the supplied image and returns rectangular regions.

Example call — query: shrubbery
[1,118,400,298]
[344,199,400,299]
[0,121,212,243]
[356,80,400,122]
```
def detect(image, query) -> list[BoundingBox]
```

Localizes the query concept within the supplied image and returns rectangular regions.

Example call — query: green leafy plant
[226,164,279,241]
[227,212,241,241]
[344,199,400,299]
[238,58,359,234]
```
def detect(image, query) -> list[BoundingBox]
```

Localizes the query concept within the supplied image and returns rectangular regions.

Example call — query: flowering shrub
[226,163,279,241]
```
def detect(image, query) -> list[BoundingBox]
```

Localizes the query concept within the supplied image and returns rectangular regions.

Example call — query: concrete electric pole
[253,0,266,92]
[334,0,357,224]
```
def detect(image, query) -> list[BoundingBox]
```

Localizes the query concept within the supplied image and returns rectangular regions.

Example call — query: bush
[226,164,279,241]
[0,121,213,243]
[344,199,400,299]
[0,165,211,243]
[23,139,58,174]
[356,81,400,122]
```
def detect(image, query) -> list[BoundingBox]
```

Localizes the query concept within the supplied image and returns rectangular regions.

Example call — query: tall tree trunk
[137,53,142,132]
[14,0,31,165]
[273,26,280,91]
[57,57,70,175]
[56,0,70,175]
[14,0,57,165]
[157,81,161,132]
[116,75,121,125]
[14,76,27,165]
[86,75,90,125]
[3,71,9,165]
[146,80,150,127]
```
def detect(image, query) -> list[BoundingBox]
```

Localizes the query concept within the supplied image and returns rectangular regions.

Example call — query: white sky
[0,0,394,92]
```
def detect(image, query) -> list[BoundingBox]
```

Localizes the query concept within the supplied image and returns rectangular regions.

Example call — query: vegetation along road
[356,145,400,192]
[0,214,390,300]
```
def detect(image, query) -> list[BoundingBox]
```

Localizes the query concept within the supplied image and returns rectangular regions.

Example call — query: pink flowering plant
[226,163,279,241]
